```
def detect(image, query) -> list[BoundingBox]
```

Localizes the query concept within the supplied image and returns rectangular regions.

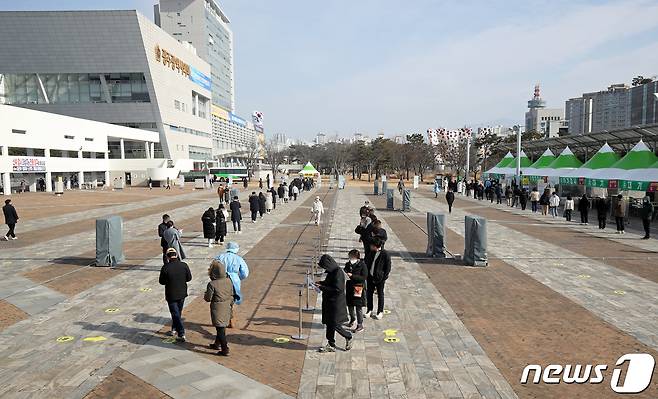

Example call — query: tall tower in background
[156,0,235,112]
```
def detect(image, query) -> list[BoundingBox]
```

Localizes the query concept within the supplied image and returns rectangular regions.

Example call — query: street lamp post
[514,125,522,184]
[465,135,471,180]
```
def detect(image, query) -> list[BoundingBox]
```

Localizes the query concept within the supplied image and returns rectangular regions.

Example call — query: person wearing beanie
[159,248,192,341]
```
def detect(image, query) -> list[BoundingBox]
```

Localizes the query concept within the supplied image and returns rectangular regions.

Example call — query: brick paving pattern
[299,187,517,399]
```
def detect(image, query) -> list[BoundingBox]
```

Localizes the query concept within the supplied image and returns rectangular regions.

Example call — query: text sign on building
[155,45,191,77]
[12,157,46,172]
[189,66,211,91]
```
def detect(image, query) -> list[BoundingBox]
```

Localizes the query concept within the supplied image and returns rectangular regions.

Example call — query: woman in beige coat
[204,260,234,356]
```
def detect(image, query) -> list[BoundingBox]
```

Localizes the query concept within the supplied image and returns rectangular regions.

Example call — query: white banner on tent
[413,176,419,189]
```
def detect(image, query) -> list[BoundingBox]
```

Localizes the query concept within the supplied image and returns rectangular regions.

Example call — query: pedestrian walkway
[9,189,215,234]
[0,189,314,398]
[299,187,517,399]
[411,188,658,352]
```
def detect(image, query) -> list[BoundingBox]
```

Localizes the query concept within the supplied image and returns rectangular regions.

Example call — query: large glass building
[0,10,213,168]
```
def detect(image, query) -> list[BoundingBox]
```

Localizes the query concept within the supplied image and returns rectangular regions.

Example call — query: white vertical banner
[413,176,419,189]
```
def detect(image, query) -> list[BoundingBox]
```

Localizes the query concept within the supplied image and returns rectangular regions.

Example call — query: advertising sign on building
[12,157,46,172]
[229,112,246,127]
[189,66,211,91]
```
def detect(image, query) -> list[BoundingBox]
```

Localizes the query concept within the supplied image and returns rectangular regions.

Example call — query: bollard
[291,288,308,340]
[403,189,411,211]
[386,189,394,210]
[303,269,315,311]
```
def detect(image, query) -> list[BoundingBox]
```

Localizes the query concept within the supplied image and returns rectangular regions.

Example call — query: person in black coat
[368,220,388,248]
[344,249,367,332]
[355,213,377,256]
[269,187,277,210]
[2,199,19,240]
[258,192,266,218]
[157,214,170,264]
[445,189,455,213]
[159,248,192,341]
[595,196,609,229]
[214,204,228,244]
[578,194,590,225]
[201,207,216,247]
[248,192,259,222]
[277,184,286,203]
[242,177,248,189]
[364,237,391,319]
[519,189,528,211]
[229,196,242,233]
[316,254,353,352]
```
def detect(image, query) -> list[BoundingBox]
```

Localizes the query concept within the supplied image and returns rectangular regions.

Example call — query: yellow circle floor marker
[104,308,120,314]
[614,290,626,295]
[384,337,400,343]
[577,274,591,279]
[162,337,177,344]
[383,309,392,315]
[383,329,398,337]
[56,336,75,343]
[273,337,290,344]
[139,288,152,292]
[83,336,107,343]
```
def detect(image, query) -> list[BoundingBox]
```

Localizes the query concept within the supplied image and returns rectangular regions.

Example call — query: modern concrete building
[524,84,565,138]
[1,105,163,193]
[565,84,631,135]
[630,79,658,126]
[155,0,235,113]
[0,10,213,175]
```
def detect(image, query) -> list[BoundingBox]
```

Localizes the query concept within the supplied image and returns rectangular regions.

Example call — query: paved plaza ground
[0,181,657,398]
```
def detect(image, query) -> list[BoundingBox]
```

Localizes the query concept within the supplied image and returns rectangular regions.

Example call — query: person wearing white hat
[312,196,324,225]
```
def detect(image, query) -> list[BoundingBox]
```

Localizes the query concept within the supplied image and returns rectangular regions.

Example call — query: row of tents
[484,140,658,192]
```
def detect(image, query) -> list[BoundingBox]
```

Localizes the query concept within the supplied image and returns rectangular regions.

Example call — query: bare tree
[264,139,287,178]
[238,140,261,181]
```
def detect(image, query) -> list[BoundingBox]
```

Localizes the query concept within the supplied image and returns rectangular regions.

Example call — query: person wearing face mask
[364,237,391,320]
[344,249,367,333]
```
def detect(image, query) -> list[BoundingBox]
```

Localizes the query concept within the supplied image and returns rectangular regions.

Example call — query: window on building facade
[0,73,150,104]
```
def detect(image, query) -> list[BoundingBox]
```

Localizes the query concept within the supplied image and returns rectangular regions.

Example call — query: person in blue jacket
[215,242,249,328]
[433,179,441,198]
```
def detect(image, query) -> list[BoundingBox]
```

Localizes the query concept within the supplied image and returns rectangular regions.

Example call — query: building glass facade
[0,73,150,104]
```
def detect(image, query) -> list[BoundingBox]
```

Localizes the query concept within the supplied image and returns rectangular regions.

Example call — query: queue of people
[448,176,655,240]
[315,200,392,352]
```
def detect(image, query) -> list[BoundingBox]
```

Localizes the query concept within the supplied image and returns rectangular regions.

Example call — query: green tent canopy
[546,146,583,169]
[518,150,533,168]
[300,162,320,176]
[559,143,620,182]
[528,148,556,169]
[581,143,620,169]
[587,140,658,187]
[496,152,515,168]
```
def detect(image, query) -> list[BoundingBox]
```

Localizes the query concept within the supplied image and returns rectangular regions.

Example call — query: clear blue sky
[2,0,658,140]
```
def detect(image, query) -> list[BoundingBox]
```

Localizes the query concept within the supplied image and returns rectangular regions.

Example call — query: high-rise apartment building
[565,84,631,134]
[156,0,234,112]
[630,80,658,126]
